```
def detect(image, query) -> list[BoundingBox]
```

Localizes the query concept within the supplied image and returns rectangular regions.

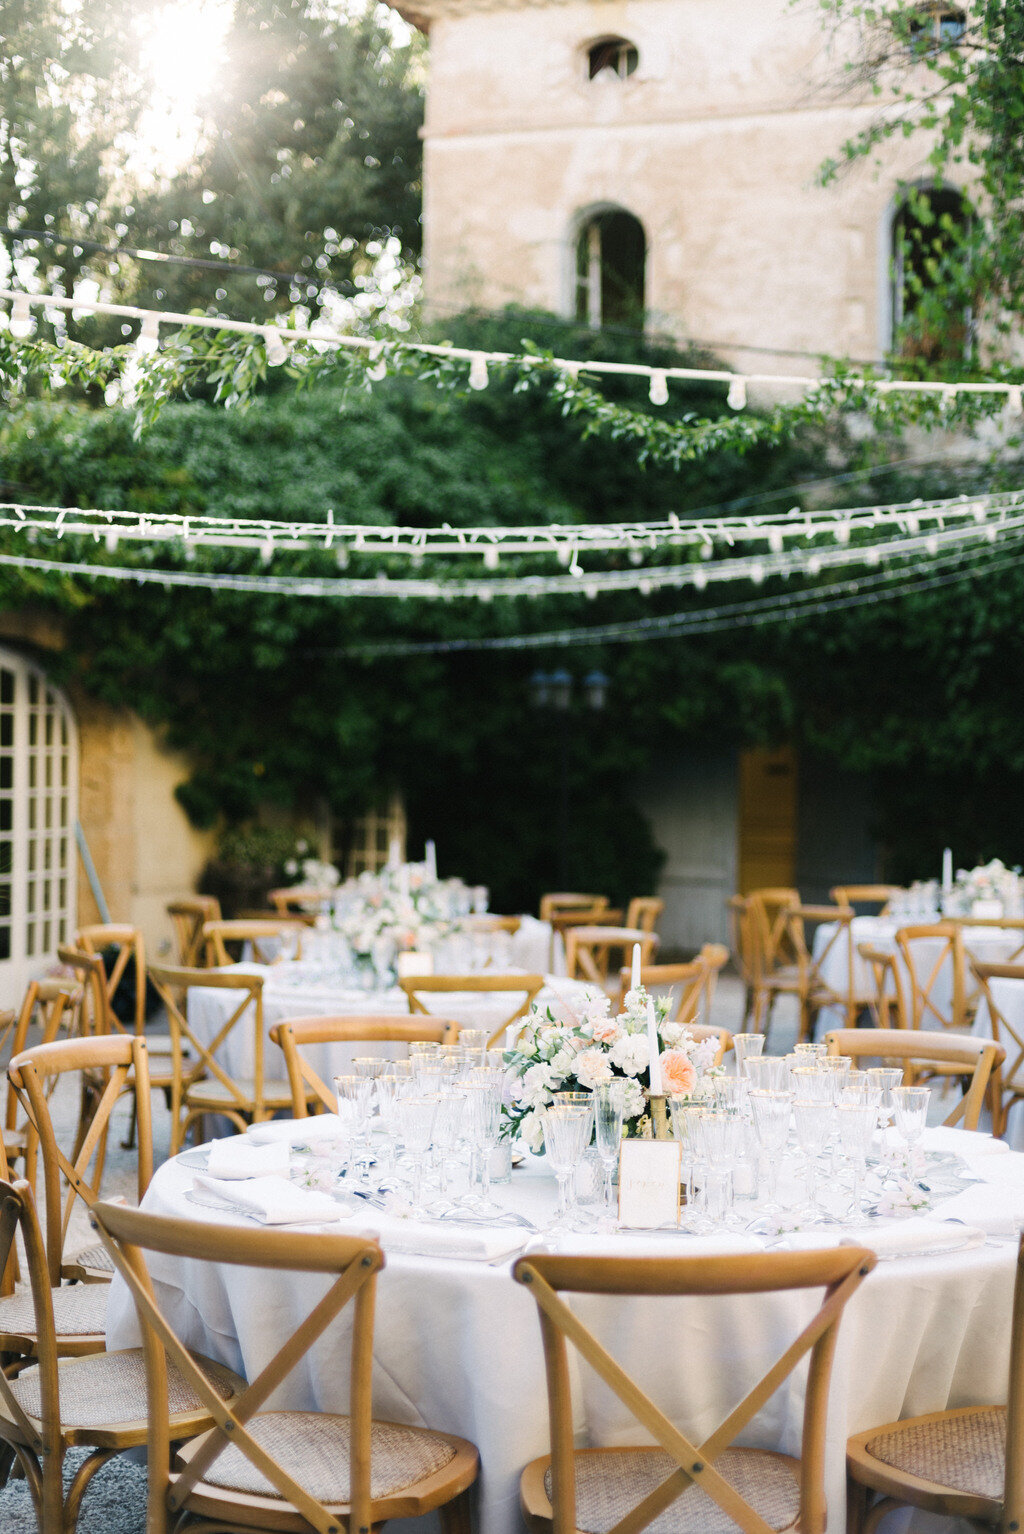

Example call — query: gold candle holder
[645,1091,672,1140]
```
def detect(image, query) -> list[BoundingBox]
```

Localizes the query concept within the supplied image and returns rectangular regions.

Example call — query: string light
[8,294,33,339]
[468,353,489,391]
[1008,386,1024,416]
[727,378,747,410]
[263,328,289,367]
[649,371,669,406]
[136,313,160,355]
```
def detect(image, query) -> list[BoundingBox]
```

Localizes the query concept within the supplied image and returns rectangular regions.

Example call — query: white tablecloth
[107,1129,1022,1534]
[188,966,596,1084]
[812,916,1022,1036]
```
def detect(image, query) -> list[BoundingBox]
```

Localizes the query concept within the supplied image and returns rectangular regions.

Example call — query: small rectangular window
[0,672,13,705]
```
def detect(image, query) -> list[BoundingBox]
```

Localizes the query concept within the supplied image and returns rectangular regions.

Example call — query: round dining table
[106,1126,1023,1534]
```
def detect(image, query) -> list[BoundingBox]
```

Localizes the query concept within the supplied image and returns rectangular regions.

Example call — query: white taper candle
[631,942,642,992]
[646,997,663,1095]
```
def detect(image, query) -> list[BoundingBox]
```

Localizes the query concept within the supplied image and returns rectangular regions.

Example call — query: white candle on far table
[425,840,437,881]
[646,997,663,1095]
[631,942,642,992]
[387,836,401,869]
[398,863,409,902]
[942,847,953,891]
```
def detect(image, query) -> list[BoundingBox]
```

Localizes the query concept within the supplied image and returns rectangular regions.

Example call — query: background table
[107,1131,1021,1534]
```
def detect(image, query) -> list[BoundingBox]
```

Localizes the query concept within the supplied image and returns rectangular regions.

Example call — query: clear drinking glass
[395,1094,438,1216]
[792,1098,832,1213]
[748,1089,793,1208]
[431,1090,466,1199]
[745,1056,788,1092]
[836,1101,877,1220]
[463,1082,503,1212]
[594,1081,626,1222]
[892,1085,930,1172]
[733,1034,765,1076]
[541,1097,594,1232]
[333,1074,375,1177]
[867,1067,904,1133]
[790,1067,833,1105]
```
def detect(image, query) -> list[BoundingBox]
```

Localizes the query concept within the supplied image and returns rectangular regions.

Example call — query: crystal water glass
[745,1056,788,1092]
[431,1090,466,1199]
[792,1098,832,1212]
[836,1101,877,1220]
[732,1034,765,1076]
[458,1029,489,1062]
[790,1067,833,1105]
[395,1094,438,1216]
[669,1100,709,1224]
[594,1081,626,1221]
[867,1067,904,1137]
[462,1081,503,1211]
[748,1089,792,1207]
[892,1085,930,1172]
[697,1111,737,1222]
[333,1074,375,1175]
[541,1096,593,1232]
[794,1041,826,1059]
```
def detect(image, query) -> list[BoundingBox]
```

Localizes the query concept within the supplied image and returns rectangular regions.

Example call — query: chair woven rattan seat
[540,1447,800,1534]
[66,1239,115,1275]
[0,1281,110,1339]
[192,1410,458,1503]
[6,1348,242,1430]
[184,1076,294,1109]
[863,1408,1006,1500]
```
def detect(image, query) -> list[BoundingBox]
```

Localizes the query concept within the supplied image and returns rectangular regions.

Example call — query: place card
[397,950,434,977]
[617,1139,681,1229]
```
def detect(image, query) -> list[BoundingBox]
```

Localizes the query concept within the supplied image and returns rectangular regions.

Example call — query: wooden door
[737,746,796,895]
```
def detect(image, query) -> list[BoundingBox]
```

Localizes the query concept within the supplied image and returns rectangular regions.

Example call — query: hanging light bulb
[648,370,669,406]
[834,521,851,545]
[1007,385,1023,416]
[104,530,120,554]
[749,562,765,584]
[468,353,489,390]
[135,312,160,355]
[925,535,939,555]
[260,537,275,565]
[263,327,289,367]
[692,567,708,590]
[8,294,34,339]
[768,528,784,554]
[807,554,822,575]
[483,545,500,570]
[367,344,387,382]
[727,377,747,411]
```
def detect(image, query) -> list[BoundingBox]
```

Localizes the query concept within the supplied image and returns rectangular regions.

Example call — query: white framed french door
[0,648,78,1005]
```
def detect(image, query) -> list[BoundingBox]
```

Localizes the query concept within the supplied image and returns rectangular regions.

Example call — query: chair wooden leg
[862,1493,900,1534]
[120,1089,138,1151]
[64,1447,117,1532]
[439,1488,474,1534]
[846,1477,868,1534]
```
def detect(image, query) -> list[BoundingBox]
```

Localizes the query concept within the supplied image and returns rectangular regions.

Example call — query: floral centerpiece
[282,840,341,893]
[331,863,470,961]
[948,857,1022,916]
[502,985,721,1151]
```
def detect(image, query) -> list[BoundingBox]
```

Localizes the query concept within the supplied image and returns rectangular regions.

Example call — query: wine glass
[462,1081,503,1213]
[395,1094,438,1217]
[892,1085,930,1174]
[594,1081,626,1223]
[541,1097,593,1233]
[836,1101,877,1221]
[333,1074,375,1180]
[792,1098,832,1215]
[430,1090,466,1201]
[748,1089,792,1210]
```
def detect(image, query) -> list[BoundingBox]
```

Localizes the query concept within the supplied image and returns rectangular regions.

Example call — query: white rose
[521,1062,557,1106]
[574,1049,613,1090]
[609,1033,651,1077]
[549,1047,577,1077]
[660,1022,684,1047]
[520,1111,545,1154]
[620,1079,645,1121]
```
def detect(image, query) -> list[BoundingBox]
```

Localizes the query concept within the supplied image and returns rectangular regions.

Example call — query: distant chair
[3,980,78,1187]
[167,895,222,968]
[539,893,621,966]
[267,886,334,923]
[202,917,306,967]
[463,914,522,935]
[969,958,1024,1137]
[399,973,546,1048]
[823,1028,1003,1132]
[565,926,657,990]
[727,895,758,1028]
[858,943,909,1029]
[614,944,728,1027]
[270,1015,461,1117]
[624,896,664,934]
[830,884,904,914]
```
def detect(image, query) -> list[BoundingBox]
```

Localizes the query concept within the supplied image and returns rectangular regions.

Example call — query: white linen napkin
[922,1126,1010,1161]
[206,1138,290,1180]
[356,1218,523,1261]
[246,1115,347,1147]
[844,1218,984,1259]
[193,1174,348,1225]
[936,1183,1024,1238]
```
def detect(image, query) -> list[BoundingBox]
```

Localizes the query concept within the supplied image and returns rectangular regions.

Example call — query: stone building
[391,0,968,943]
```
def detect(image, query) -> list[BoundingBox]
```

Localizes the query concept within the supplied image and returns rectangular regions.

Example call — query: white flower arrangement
[282,840,341,892]
[950,857,1021,913]
[502,985,721,1150]
[331,864,470,957]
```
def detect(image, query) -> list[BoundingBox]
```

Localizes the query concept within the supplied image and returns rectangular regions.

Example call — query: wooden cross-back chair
[2,980,78,1187]
[781,903,862,1039]
[847,1230,1024,1534]
[148,962,298,1153]
[270,1015,461,1117]
[858,943,908,1030]
[91,1200,479,1534]
[539,893,610,925]
[614,945,728,1028]
[823,1028,1004,1132]
[0,1176,245,1534]
[743,889,802,1038]
[895,922,970,1032]
[203,917,306,967]
[624,897,664,934]
[830,885,904,914]
[515,1245,875,1534]
[463,914,522,935]
[969,959,1024,1137]
[267,886,334,923]
[73,922,146,1035]
[565,926,658,990]
[399,972,546,1048]
[167,894,222,968]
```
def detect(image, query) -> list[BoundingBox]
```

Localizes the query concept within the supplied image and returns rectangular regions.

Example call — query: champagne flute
[541,1097,593,1233]
[395,1094,437,1217]
[594,1081,626,1223]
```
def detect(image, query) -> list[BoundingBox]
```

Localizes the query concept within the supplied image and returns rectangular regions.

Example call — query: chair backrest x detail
[270,1014,459,1116]
[823,1027,1003,1131]
[514,1246,874,1534]
[74,923,147,1035]
[399,973,546,1047]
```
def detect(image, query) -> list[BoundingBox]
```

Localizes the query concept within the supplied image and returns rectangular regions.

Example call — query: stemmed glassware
[334,1074,375,1181]
[461,1081,503,1213]
[430,1090,465,1201]
[594,1081,626,1224]
[836,1100,877,1221]
[541,1094,593,1234]
[732,1034,765,1076]
[395,1094,437,1217]
[792,1098,832,1215]
[892,1085,931,1174]
[748,1089,792,1210]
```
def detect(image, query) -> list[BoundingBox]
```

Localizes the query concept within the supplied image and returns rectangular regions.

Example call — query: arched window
[574,210,646,329]
[0,649,78,999]
[587,37,638,80]
[891,185,971,360]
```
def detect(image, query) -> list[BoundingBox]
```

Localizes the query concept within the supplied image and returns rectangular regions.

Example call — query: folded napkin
[845,1217,984,1259]
[356,1218,521,1261]
[206,1138,290,1180]
[936,1184,1024,1238]
[247,1115,347,1147]
[922,1126,1010,1161]
[193,1173,348,1225]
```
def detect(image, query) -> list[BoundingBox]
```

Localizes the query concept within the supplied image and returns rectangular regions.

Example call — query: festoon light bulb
[468,353,489,390]
[263,327,289,367]
[8,294,34,339]
[648,370,669,406]
[136,313,160,354]
[727,377,747,410]
[367,344,387,382]
[1007,385,1023,416]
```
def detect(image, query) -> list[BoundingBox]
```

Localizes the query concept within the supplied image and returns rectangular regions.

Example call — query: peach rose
[589,1018,620,1045]
[659,1049,697,1097]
